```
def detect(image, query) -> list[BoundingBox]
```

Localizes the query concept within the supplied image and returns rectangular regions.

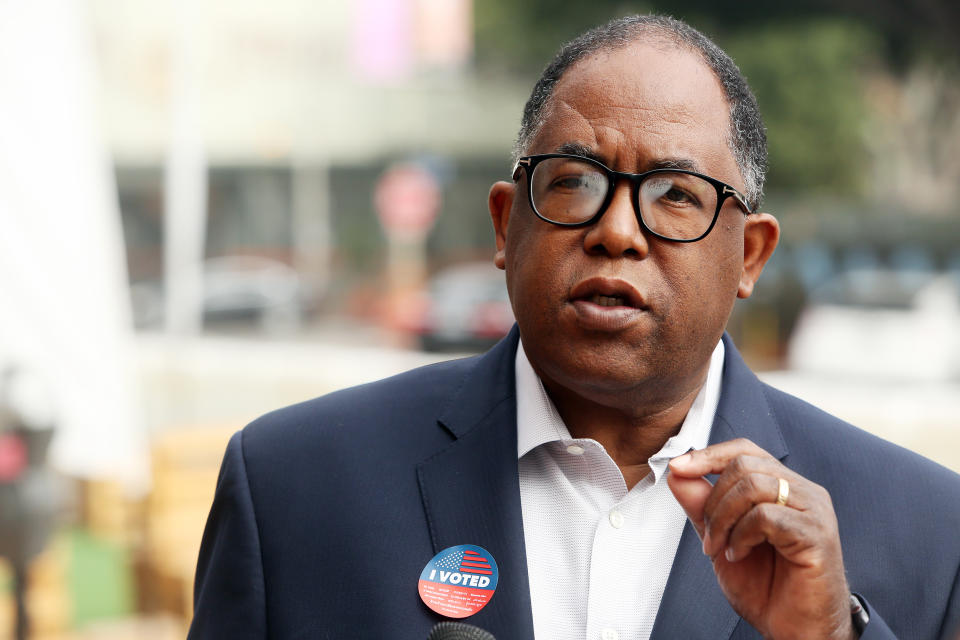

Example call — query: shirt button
[566,444,585,455]
[609,510,624,529]
[601,629,619,640]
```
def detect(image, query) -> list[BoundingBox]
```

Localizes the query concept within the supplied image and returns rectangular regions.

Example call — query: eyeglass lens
[530,157,719,240]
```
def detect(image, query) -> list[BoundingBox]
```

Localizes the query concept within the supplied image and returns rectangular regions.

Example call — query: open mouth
[570,277,647,310]
[590,294,628,307]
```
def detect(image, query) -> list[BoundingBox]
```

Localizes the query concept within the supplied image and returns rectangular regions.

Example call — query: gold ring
[776,477,790,506]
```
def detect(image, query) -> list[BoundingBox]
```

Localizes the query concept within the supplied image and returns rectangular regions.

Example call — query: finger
[723,502,820,564]
[667,470,713,543]
[704,472,794,556]
[703,454,789,522]
[701,455,806,554]
[668,438,773,478]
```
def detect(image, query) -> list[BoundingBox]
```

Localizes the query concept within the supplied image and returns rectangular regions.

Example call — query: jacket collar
[435,326,520,440]
[417,327,534,640]
[650,332,788,639]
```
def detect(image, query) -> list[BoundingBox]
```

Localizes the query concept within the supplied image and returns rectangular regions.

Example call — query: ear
[738,213,780,299]
[488,181,515,270]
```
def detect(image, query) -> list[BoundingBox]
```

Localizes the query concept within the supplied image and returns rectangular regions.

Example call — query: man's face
[489,41,777,411]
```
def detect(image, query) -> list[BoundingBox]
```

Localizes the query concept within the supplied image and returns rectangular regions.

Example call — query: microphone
[427,621,497,640]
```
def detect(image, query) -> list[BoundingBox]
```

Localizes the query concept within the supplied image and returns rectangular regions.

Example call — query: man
[188,15,960,640]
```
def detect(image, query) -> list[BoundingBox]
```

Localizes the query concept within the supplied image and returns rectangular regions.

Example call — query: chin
[539,343,660,393]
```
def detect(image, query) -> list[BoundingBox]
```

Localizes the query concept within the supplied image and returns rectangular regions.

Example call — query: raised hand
[668,438,856,640]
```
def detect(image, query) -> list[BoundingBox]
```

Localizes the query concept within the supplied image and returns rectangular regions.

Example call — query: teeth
[591,294,625,307]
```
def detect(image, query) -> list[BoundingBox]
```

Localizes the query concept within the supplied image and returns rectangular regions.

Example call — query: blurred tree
[725,20,878,196]
[474,1,958,202]
[475,1,959,71]
[822,0,960,67]
[474,2,647,73]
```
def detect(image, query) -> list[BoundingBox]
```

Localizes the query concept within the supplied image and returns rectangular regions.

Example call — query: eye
[550,175,594,191]
[643,175,706,209]
[663,186,696,205]
[531,157,608,211]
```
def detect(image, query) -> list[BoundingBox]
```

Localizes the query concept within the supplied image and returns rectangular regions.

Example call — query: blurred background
[0,0,958,637]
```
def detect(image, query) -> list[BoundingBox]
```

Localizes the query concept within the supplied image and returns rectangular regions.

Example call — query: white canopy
[0,0,147,487]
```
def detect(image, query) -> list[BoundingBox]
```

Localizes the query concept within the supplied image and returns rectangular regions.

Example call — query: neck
[540,375,706,490]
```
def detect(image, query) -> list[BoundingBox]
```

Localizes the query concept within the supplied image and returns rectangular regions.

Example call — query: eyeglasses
[512,153,753,243]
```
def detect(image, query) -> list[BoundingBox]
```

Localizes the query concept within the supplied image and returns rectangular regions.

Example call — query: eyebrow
[554,142,603,163]
[649,157,701,172]
[552,142,702,174]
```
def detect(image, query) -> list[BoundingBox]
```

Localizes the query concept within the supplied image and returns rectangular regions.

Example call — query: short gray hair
[513,15,768,210]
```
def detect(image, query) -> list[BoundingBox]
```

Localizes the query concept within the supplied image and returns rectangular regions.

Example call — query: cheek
[505,222,552,310]
[504,218,535,297]
[716,224,745,290]
[695,228,744,320]
[504,223,580,328]
[505,216,566,284]
[659,231,742,326]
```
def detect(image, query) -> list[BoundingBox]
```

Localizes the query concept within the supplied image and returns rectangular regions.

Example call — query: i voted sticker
[418,544,499,618]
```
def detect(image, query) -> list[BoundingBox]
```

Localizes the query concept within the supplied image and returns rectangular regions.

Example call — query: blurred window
[889,245,935,290]
[116,166,164,283]
[841,245,879,273]
[793,242,835,291]
[206,167,293,259]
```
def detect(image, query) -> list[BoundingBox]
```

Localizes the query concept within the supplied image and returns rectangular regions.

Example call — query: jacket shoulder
[761,381,960,483]
[758,382,960,637]
[239,354,481,459]
[758,380,960,537]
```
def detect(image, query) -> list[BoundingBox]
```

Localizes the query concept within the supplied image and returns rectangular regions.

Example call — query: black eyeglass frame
[512,153,754,243]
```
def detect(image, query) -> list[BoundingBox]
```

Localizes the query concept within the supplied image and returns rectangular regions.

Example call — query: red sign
[374,163,441,237]
[0,432,27,482]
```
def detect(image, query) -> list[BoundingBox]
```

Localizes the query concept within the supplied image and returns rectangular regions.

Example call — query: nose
[583,183,650,259]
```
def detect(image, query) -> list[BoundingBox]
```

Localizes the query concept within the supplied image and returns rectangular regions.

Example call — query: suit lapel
[650,334,789,640]
[416,328,535,640]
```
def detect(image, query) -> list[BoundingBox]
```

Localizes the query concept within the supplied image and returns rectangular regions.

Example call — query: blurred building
[92,0,528,332]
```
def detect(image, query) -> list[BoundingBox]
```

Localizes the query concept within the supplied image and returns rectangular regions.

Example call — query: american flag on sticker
[433,548,494,575]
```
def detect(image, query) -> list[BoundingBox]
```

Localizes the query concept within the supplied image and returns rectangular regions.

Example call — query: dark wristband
[850,593,869,635]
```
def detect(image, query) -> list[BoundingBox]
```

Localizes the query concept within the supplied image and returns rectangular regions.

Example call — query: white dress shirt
[516,339,724,640]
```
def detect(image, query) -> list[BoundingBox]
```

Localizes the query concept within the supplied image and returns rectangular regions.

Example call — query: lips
[567,277,649,331]
[569,277,647,309]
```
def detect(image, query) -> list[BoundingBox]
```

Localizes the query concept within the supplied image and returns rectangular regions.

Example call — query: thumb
[667,470,713,540]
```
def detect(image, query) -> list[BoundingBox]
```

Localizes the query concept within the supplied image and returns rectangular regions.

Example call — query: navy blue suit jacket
[189,329,960,639]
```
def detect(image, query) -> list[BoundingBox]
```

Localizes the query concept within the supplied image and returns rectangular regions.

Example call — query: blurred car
[787,269,960,381]
[408,262,515,352]
[131,255,303,332]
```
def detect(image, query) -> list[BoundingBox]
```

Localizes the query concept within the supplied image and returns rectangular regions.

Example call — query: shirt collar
[515,339,724,482]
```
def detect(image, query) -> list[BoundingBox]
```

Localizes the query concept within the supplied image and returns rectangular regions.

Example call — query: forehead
[531,40,738,180]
